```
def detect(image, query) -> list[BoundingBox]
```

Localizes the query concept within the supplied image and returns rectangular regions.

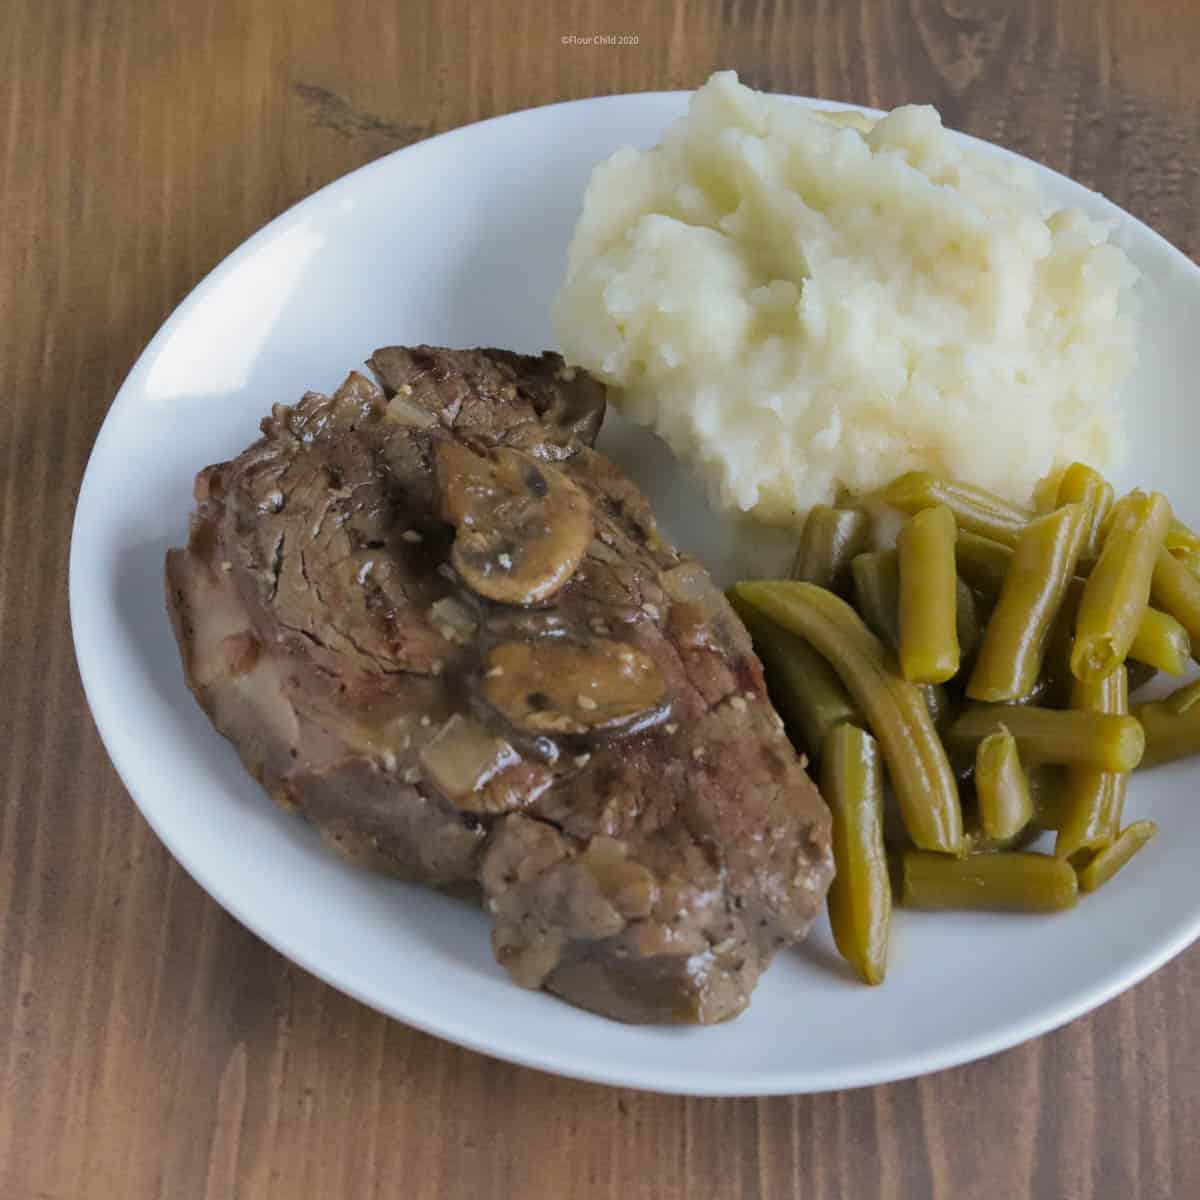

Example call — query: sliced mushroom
[434,441,592,606]
[481,638,668,736]
[475,758,557,816]
[418,714,522,812]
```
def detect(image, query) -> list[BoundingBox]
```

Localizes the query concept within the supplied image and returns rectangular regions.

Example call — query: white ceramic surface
[70,91,1200,1096]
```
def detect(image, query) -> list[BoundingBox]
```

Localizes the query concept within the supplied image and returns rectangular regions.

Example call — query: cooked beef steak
[166,346,833,1023]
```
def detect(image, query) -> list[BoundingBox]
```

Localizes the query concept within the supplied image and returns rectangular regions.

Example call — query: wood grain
[2,1,1198,1196]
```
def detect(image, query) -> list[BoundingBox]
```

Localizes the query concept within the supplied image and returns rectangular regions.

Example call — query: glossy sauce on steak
[165,346,833,1023]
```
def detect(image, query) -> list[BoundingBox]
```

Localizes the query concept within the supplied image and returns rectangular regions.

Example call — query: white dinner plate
[71,90,1200,1096]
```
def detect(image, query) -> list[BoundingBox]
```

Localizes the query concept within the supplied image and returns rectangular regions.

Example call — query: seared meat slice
[166,345,833,1023]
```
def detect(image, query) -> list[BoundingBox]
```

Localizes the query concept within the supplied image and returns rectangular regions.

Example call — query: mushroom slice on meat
[481,638,669,736]
[434,440,592,606]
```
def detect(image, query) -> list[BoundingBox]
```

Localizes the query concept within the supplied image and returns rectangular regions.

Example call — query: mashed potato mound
[554,72,1138,526]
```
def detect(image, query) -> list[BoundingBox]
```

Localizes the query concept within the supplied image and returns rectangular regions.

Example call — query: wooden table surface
[3,2,1199,1196]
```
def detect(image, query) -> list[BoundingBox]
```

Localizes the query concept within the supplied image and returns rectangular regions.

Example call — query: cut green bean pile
[735,466,1192,985]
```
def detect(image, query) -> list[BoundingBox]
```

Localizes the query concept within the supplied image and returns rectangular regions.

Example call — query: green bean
[900,850,1078,912]
[961,533,1184,678]
[851,550,901,652]
[975,728,1034,840]
[851,548,977,679]
[962,534,1085,607]
[1134,680,1200,767]
[882,471,1031,547]
[1027,764,1069,831]
[1055,462,1114,560]
[1076,821,1157,892]
[1072,491,1171,681]
[956,577,982,660]
[1055,667,1129,861]
[735,581,963,854]
[1127,606,1191,674]
[964,554,1161,710]
[730,595,861,760]
[946,703,1144,772]
[821,724,891,986]
[854,547,974,672]
[791,506,871,593]
[967,504,1087,702]
[919,683,955,730]
[1150,546,1200,647]
[956,530,1012,594]
[1066,779,1123,858]
[1092,502,1167,557]
[1034,606,1077,709]
[1033,470,1064,515]
[1169,546,1200,579]
[845,550,950,730]
[961,821,1042,856]
[1166,517,1200,558]
[898,505,960,684]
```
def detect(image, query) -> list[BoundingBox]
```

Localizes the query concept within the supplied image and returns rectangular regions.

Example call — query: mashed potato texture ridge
[553,72,1138,525]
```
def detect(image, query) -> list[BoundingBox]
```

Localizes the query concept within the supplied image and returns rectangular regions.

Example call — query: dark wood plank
[2,1,1198,1197]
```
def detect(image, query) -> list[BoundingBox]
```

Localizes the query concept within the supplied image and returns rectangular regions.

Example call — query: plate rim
[70,88,1200,1097]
